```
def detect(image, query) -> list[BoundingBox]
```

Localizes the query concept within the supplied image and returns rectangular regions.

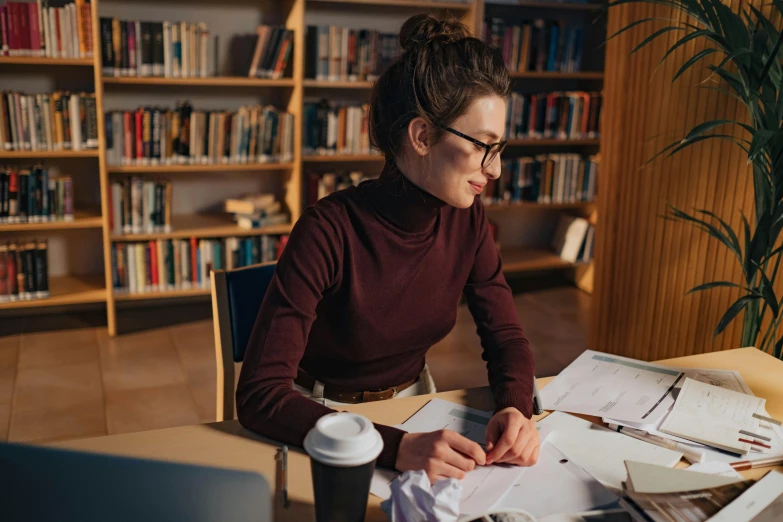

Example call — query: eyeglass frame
[439,126,507,168]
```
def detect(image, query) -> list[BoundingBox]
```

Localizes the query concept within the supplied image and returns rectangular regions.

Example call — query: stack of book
[109,178,172,235]
[303,100,371,157]
[105,103,294,166]
[306,170,367,206]
[111,234,288,294]
[305,25,398,82]
[484,18,584,73]
[1,91,99,151]
[99,18,217,78]
[224,193,288,230]
[243,25,293,79]
[551,215,593,264]
[0,0,94,58]
[488,154,598,205]
[505,91,602,140]
[0,166,74,222]
[0,239,49,302]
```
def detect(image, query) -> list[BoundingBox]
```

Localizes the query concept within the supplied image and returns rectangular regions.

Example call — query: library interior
[1,0,782,521]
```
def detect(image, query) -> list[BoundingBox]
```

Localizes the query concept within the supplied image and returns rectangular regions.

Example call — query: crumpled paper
[381,470,462,522]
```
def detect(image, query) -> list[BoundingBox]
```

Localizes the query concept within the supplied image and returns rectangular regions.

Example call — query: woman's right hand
[395,430,487,483]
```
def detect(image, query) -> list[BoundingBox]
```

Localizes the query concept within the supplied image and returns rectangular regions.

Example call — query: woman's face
[407,95,507,209]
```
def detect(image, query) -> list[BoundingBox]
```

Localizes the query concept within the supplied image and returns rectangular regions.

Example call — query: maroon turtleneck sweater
[236,163,535,469]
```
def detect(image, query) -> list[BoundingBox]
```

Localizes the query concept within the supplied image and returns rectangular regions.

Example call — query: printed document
[540,350,684,424]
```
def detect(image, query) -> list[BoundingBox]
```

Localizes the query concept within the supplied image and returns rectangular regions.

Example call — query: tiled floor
[0,286,589,444]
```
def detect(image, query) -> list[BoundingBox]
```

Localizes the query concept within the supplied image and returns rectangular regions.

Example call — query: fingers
[444,431,486,466]
[486,418,523,464]
[506,433,541,467]
[426,458,468,483]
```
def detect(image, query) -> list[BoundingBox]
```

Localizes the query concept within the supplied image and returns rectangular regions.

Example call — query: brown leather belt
[294,368,418,404]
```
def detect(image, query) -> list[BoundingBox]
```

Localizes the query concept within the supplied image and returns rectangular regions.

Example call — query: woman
[237,13,540,483]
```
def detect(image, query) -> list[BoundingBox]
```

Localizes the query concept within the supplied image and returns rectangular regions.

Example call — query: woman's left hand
[485,407,540,466]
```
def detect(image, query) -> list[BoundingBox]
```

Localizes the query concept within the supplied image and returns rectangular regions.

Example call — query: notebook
[659,377,766,454]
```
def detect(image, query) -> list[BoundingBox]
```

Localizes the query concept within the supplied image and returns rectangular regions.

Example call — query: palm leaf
[672,48,721,81]
[715,295,760,336]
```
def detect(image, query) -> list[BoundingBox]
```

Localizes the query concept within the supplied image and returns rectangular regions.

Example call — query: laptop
[0,442,271,522]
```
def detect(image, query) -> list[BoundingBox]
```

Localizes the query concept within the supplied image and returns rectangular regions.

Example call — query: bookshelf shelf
[486,1,603,11]
[106,162,295,174]
[114,287,211,302]
[506,138,600,146]
[0,211,104,232]
[509,71,604,80]
[303,79,374,89]
[0,56,95,66]
[486,201,595,210]
[102,76,296,88]
[303,154,385,163]
[308,0,473,9]
[501,247,575,273]
[0,274,106,310]
[110,214,293,241]
[0,150,100,159]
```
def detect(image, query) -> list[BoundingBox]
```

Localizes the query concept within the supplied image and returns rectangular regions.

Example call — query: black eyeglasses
[440,126,507,168]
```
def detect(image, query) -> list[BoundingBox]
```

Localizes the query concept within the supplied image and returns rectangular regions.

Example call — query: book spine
[34,240,48,297]
[23,242,35,298]
[7,244,17,300]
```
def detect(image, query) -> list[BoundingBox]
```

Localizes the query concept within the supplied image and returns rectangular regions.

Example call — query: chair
[210,262,276,421]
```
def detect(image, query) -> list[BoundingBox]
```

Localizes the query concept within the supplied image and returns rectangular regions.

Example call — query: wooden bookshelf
[509,71,604,79]
[0,150,100,159]
[0,56,95,66]
[486,201,595,210]
[106,162,295,174]
[486,1,602,11]
[303,154,385,163]
[102,76,296,88]
[110,215,293,241]
[308,0,473,9]
[501,247,575,273]
[303,79,374,89]
[0,211,104,232]
[0,274,106,310]
[506,138,600,146]
[114,287,211,302]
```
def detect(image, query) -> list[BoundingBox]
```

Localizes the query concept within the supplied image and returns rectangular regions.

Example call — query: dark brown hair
[369,14,510,161]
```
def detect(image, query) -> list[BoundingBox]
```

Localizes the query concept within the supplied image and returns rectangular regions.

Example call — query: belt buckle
[391,387,398,398]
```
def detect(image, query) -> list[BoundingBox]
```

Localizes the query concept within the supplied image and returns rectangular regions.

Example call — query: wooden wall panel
[591,1,759,360]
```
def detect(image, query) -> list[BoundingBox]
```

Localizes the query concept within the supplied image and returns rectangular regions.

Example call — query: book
[0,0,92,58]
[551,215,590,263]
[110,177,170,235]
[303,100,373,157]
[305,25,398,82]
[0,239,49,301]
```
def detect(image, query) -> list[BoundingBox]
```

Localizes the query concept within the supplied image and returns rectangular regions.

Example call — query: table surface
[52,347,783,521]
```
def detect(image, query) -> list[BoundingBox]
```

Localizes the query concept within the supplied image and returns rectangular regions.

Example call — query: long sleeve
[235,205,406,469]
[462,202,535,418]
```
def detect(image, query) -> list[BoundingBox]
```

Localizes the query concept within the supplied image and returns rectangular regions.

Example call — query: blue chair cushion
[226,263,276,363]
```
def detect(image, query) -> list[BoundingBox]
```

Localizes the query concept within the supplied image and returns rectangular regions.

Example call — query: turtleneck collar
[363,161,447,235]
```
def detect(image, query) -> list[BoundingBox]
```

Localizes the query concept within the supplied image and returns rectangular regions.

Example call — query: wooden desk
[52,348,783,521]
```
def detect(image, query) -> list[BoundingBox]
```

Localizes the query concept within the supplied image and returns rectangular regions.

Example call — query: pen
[276,446,289,509]
[730,456,783,471]
[738,438,772,449]
[739,429,772,442]
[532,379,544,416]
[752,413,782,426]
[607,423,706,464]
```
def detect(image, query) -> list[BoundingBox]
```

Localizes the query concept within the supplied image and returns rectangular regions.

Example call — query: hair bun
[399,14,470,52]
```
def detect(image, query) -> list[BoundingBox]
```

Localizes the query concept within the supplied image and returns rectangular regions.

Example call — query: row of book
[108,178,171,236]
[105,103,294,166]
[485,154,598,206]
[242,25,293,79]
[506,91,601,140]
[306,170,367,207]
[224,193,288,230]
[303,101,371,157]
[0,167,74,223]
[0,0,93,58]
[111,235,288,294]
[99,18,217,78]
[485,18,584,73]
[305,26,399,82]
[551,215,594,263]
[0,239,49,302]
[1,91,99,151]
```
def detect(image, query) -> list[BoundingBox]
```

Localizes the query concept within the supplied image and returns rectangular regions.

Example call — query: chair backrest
[211,262,276,421]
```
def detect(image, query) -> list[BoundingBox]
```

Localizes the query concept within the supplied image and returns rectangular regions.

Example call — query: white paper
[686,461,743,479]
[492,443,619,517]
[370,399,540,515]
[625,461,743,493]
[709,471,783,522]
[540,350,684,424]
[659,378,766,454]
[539,412,682,489]
[381,469,461,522]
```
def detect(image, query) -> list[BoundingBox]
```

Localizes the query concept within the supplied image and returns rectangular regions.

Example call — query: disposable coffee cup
[304,412,384,522]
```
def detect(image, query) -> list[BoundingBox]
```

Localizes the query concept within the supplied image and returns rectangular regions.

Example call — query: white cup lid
[303,413,384,467]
